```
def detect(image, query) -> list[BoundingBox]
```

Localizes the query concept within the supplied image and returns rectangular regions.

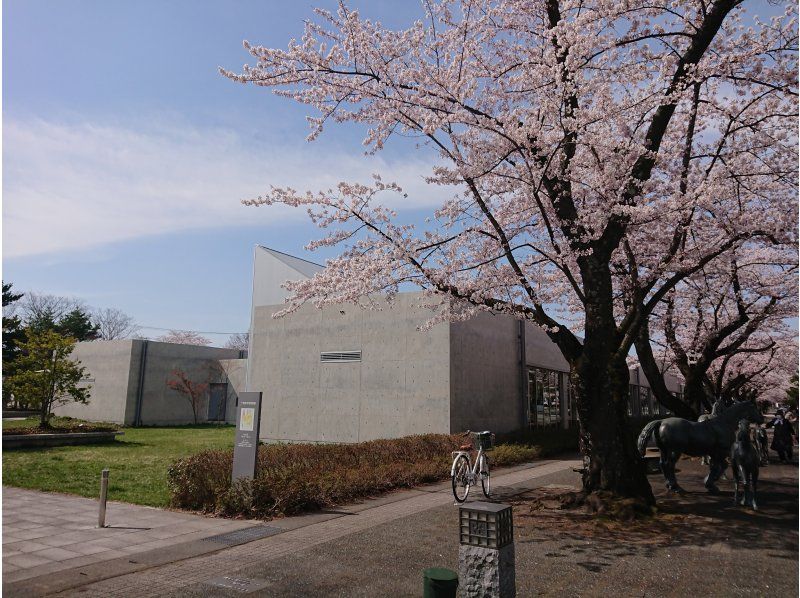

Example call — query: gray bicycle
[451,430,494,503]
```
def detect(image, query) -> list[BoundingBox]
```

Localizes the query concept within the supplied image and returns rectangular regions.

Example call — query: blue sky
[2,1,789,344]
[3,0,438,343]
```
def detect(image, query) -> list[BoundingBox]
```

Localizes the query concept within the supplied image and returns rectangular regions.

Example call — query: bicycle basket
[474,431,494,451]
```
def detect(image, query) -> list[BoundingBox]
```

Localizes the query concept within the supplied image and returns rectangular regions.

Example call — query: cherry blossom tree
[708,329,798,404]
[784,374,798,410]
[635,247,798,417]
[223,0,798,502]
[224,332,249,351]
[156,330,211,346]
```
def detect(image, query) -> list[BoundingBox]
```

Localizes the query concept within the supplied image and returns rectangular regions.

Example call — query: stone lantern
[458,501,515,597]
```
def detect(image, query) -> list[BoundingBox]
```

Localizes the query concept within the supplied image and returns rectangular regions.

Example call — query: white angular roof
[251,246,323,309]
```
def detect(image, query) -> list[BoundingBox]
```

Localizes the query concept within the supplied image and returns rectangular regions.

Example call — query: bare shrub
[168,430,578,519]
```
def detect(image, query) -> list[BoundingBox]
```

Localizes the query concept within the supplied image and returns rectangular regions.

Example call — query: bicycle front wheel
[452,454,471,503]
[479,454,490,498]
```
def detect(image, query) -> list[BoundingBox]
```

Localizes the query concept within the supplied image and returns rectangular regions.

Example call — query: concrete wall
[219,358,247,423]
[449,313,523,435]
[247,246,324,390]
[249,292,451,443]
[628,364,683,416]
[134,341,242,426]
[525,325,571,372]
[449,314,685,433]
[55,340,244,426]
[449,316,579,435]
[629,365,682,393]
[54,340,138,424]
[57,289,685,436]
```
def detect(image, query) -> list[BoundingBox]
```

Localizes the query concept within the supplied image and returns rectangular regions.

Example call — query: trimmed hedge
[168,430,579,519]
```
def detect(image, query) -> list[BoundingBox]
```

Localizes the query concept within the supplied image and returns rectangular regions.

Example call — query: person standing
[768,409,796,463]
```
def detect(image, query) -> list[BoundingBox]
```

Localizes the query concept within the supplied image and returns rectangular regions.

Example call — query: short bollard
[98,469,109,528]
[423,567,458,598]
[458,502,515,598]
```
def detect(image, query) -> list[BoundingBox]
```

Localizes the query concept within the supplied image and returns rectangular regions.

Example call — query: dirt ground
[509,457,798,596]
[168,456,797,597]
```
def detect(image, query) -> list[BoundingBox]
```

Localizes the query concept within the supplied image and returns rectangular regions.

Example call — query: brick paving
[15,458,580,596]
[2,487,260,585]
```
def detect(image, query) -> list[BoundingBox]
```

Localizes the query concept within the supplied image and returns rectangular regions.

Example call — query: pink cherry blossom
[223,0,798,502]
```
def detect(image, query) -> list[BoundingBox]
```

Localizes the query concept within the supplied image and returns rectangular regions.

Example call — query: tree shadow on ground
[510,458,797,567]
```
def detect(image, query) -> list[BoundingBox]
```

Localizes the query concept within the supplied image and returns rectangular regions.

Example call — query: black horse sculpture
[697,412,713,466]
[697,410,730,478]
[732,419,760,510]
[753,425,769,466]
[638,400,763,493]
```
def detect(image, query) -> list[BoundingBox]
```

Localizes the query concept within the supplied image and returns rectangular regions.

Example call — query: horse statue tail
[637,419,661,456]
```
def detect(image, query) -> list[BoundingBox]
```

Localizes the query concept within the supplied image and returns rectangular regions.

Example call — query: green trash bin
[423,567,458,598]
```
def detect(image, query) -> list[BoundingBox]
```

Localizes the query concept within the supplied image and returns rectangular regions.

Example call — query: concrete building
[247,246,683,443]
[59,245,681,436]
[55,340,246,425]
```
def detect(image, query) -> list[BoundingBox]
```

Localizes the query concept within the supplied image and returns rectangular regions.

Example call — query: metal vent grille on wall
[320,351,362,363]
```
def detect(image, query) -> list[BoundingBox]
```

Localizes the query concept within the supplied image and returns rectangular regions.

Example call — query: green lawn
[3,415,63,429]
[2,419,235,507]
[3,417,41,430]
[2,415,117,433]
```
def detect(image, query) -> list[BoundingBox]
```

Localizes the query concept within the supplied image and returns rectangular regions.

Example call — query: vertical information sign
[232,391,263,481]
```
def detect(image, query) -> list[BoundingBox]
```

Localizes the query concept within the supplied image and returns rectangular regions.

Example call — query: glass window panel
[640,387,651,416]
[630,385,640,417]
[528,367,567,427]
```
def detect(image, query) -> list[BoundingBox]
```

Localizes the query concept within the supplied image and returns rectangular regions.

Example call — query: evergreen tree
[24,306,99,342]
[2,282,26,381]
[5,330,91,427]
[25,310,58,335]
[56,308,100,341]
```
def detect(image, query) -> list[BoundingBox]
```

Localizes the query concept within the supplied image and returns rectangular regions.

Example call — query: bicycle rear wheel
[452,454,471,503]
[479,454,490,498]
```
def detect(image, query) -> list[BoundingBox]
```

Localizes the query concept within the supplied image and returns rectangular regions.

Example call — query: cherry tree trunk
[570,261,655,504]
[682,374,712,415]
[572,355,654,504]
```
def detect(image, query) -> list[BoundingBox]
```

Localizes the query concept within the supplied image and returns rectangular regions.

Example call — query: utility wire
[136,325,247,336]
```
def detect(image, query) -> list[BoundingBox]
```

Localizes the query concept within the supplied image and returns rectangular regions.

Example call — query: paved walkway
[2,488,260,585]
[34,456,797,598]
[3,458,581,596]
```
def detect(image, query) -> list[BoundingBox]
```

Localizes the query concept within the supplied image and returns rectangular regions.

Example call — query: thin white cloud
[3,118,441,257]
